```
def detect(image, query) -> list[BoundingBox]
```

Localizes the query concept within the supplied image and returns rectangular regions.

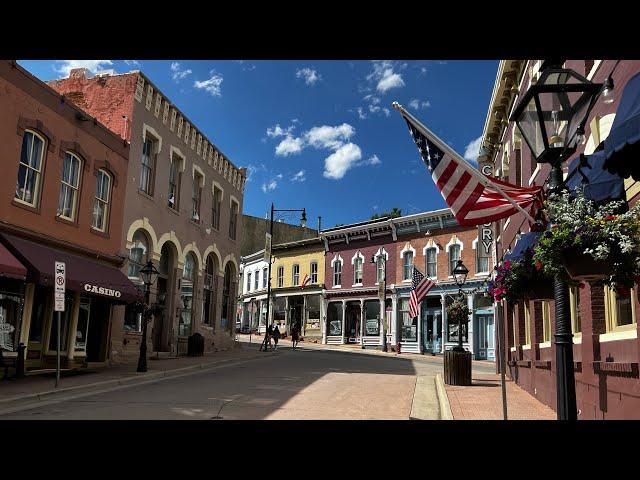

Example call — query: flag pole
[392,102,537,226]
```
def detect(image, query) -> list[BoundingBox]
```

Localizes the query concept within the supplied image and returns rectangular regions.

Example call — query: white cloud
[276,174,283,179]
[124,60,141,67]
[267,123,295,138]
[275,136,304,156]
[464,136,483,163]
[420,66,428,75]
[323,143,362,180]
[194,71,223,97]
[304,123,355,150]
[54,60,113,77]
[291,170,306,182]
[367,60,405,94]
[358,154,381,166]
[357,107,367,120]
[296,67,322,86]
[262,180,278,193]
[382,108,390,117]
[171,62,192,82]
[409,98,431,110]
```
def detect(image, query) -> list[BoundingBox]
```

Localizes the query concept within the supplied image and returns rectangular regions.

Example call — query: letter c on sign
[84,284,91,292]
[482,165,493,176]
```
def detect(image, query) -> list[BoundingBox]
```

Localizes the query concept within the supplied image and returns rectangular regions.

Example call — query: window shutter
[170,109,177,131]
[145,85,153,110]
[134,76,145,102]
[163,101,169,124]
[154,92,161,117]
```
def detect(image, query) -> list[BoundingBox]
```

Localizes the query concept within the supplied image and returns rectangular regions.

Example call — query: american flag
[401,110,543,226]
[301,273,311,289]
[409,266,435,319]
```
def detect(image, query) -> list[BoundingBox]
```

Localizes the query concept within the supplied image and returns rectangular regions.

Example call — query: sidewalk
[443,373,556,420]
[0,344,267,406]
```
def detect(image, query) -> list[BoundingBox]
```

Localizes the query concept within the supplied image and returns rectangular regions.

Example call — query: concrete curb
[409,376,440,420]
[0,352,271,407]
[435,373,454,420]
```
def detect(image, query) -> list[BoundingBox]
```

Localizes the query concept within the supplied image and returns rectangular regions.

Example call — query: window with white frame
[604,286,636,332]
[246,272,252,292]
[476,240,490,274]
[277,266,284,288]
[15,130,45,206]
[58,152,82,221]
[254,269,259,290]
[425,248,437,278]
[354,257,363,284]
[403,251,413,281]
[128,230,149,280]
[541,301,551,342]
[448,244,461,276]
[263,267,268,289]
[333,260,342,286]
[310,262,318,284]
[92,169,111,232]
[292,264,300,286]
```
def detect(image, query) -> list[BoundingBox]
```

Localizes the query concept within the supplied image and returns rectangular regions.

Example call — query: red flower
[606,215,618,221]
[535,261,543,271]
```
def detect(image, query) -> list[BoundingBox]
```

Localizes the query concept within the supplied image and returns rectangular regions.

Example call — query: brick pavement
[444,373,556,420]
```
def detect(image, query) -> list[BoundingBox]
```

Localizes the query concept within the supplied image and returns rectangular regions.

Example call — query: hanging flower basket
[489,255,554,303]
[561,245,614,281]
[446,295,471,324]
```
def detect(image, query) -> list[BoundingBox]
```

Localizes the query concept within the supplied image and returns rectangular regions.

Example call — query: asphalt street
[0,346,495,420]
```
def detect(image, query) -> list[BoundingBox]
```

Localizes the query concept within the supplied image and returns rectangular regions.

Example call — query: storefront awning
[504,231,542,263]
[566,149,625,203]
[0,233,143,304]
[603,72,640,180]
[0,242,27,280]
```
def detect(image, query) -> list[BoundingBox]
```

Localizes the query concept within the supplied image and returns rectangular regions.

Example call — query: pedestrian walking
[261,324,273,351]
[291,325,299,350]
[272,325,281,350]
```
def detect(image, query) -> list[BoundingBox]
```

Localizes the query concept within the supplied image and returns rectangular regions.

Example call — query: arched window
[425,247,437,278]
[310,262,318,284]
[377,256,385,283]
[353,256,363,285]
[15,130,45,206]
[292,264,300,286]
[203,255,215,327]
[92,169,111,232]
[277,266,284,288]
[246,271,252,292]
[179,252,197,336]
[58,152,82,221]
[449,244,461,276]
[254,269,259,290]
[403,251,414,281]
[128,231,149,280]
[333,260,342,287]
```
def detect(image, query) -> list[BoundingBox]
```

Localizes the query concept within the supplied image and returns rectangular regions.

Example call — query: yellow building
[270,237,325,339]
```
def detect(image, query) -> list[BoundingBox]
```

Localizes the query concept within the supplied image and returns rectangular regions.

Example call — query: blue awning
[566,149,625,203]
[504,231,542,263]
[603,71,640,180]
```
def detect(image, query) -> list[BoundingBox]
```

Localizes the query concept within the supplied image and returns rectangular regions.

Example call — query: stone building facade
[48,68,246,361]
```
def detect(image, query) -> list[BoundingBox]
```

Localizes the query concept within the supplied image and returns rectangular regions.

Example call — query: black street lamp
[261,204,306,352]
[370,250,388,352]
[137,260,160,373]
[452,259,469,352]
[510,62,604,421]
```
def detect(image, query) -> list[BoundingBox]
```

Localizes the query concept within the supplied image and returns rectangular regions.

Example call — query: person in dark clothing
[291,325,299,350]
[272,325,281,350]
[261,324,273,351]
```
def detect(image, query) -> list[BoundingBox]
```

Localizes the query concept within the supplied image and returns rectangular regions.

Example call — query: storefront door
[476,315,495,360]
[345,303,360,343]
[422,308,442,354]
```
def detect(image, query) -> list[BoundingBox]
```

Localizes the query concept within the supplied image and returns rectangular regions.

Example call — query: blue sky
[19,59,498,229]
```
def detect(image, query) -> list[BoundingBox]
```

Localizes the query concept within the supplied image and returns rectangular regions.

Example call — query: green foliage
[446,294,471,323]
[371,207,402,220]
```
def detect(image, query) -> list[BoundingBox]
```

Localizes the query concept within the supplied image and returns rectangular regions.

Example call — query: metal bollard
[16,343,26,378]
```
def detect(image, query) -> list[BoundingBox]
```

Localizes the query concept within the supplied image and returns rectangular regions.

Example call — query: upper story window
[476,241,490,274]
[58,152,82,221]
[311,262,318,284]
[15,130,45,207]
[353,257,363,285]
[246,272,252,292]
[128,231,149,280]
[168,154,181,210]
[140,136,156,195]
[449,244,461,276]
[263,267,268,289]
[254,269,259,290]
[92,169,111,232]
[277,266,284,288]
[183,253,196,283]
[212,185,222,230]
[333,260,342,287]
[403,251,414,281]
[605,286,637,332]
[292,264,300,286]
[192,172,202,222]
[425,248,437,278]
[229,200,239,240]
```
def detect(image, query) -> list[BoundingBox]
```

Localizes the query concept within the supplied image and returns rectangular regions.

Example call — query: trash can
[187,333,205,356]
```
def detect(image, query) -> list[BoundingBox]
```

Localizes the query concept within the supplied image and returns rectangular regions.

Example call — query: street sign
[264,233,272,262]
[54,261,66,312]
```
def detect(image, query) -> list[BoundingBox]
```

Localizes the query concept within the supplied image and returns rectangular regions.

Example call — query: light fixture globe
[510,67,602,164]
[452,260,469,288]
[139,260,159,286]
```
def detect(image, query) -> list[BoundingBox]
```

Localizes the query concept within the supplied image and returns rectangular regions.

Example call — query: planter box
[562,246,613,281]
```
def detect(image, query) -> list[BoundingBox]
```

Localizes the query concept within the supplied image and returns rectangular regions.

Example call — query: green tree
[371,207,402,220]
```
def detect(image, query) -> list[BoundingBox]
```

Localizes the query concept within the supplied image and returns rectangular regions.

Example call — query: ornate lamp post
[137,260,160,373]
[261,204,306,352]
[452,259,469,352]
[370,250,388,352]
[510,62,603,420]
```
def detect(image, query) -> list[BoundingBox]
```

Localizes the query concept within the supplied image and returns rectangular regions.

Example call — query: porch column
[66,292,81,360]
[379,297,385,347]
[391,295,398,345]
[303,294,307,336]
[359,299,364,345]
[321,297,327,344]
[417,296,423,354]
[467,293,475,353]
[341,300,346,344]
[441,293,446,354]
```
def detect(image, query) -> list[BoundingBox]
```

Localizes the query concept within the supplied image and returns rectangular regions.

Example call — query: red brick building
[480,60,640,418]
[0,60,138,371]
